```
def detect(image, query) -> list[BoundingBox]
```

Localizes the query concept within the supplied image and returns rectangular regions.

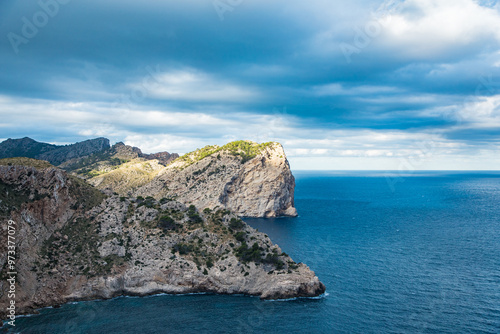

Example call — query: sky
[1,0,500,170]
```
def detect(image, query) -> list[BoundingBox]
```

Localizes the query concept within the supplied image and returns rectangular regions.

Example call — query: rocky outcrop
[0,159,324,319]
[0,138,296,218]
[218,143,297,217]
[141,151,179,166]
[0,159,106,319]
[91,141,297,218]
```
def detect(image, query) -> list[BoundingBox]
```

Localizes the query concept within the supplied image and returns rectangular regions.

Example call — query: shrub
[235,242,262,263]
[262,253,285,270]
[234,232,246,242]
[233,241,286,270]
[158,215,178,231]
[229,218,245,230]
[187,205,203,224]
[172,243,194,255]
[138,196,156,208]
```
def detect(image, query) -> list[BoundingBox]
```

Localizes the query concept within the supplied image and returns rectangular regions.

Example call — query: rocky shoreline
[0,160,325,320]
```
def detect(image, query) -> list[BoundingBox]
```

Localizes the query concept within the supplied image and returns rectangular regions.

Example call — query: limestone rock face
[0,161,104,317]
[132,142,297,217]
[220,144,297,217]
[0,159,324,319]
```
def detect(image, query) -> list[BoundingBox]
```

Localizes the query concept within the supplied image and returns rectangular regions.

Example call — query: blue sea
[5,171,500,333]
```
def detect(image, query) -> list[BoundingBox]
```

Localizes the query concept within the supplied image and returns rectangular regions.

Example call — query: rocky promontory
[0,138,297,218]
[90,141,297,217]
[0,158,324,319]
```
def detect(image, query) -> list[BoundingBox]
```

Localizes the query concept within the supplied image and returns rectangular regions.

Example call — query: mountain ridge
[0,137,110,166]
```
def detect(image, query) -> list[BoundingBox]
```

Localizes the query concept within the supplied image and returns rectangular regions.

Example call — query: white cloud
[453,94,500,127]
[311,83,402,96]
[307,0,500,62]
[132,69,261,103]
[378,0,500,59]
[1,94,498,170]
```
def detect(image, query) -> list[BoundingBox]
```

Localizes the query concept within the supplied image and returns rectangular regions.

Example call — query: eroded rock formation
[0,159,324,319]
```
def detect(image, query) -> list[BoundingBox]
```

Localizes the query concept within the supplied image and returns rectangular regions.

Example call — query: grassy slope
[0,157,53,169]
[175,140,275,167]
[87,159,163,194]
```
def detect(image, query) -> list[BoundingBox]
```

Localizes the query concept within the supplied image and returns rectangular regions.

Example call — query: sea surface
[5,171,500,333]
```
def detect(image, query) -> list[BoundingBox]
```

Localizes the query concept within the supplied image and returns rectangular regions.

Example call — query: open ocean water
[5,171,500,333]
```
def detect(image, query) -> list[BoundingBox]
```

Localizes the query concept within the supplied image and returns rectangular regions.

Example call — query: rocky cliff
[0,159,324,319]
[0,138,297,218]
[89,141,297,217]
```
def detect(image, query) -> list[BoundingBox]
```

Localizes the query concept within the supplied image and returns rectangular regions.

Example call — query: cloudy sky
[1,0,500,170]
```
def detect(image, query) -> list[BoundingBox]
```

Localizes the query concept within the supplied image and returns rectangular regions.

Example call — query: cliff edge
[90,141,297,218]
[0,159,324,319]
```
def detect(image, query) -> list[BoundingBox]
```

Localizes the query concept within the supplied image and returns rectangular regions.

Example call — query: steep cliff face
[219,143,297,217]
[0,159,324,319]
[0,159,106,317]
[90,141,297,217]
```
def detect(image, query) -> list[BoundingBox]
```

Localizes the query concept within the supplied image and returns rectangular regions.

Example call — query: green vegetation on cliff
[0,158,52,216]
[64,151,130,177]
[67,175,107,210]
[0,157,53,169]
[0,157,106,212]
[177,140,274,166]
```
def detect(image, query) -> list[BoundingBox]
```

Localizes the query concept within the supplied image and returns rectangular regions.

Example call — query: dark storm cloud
[0,0,499,168]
